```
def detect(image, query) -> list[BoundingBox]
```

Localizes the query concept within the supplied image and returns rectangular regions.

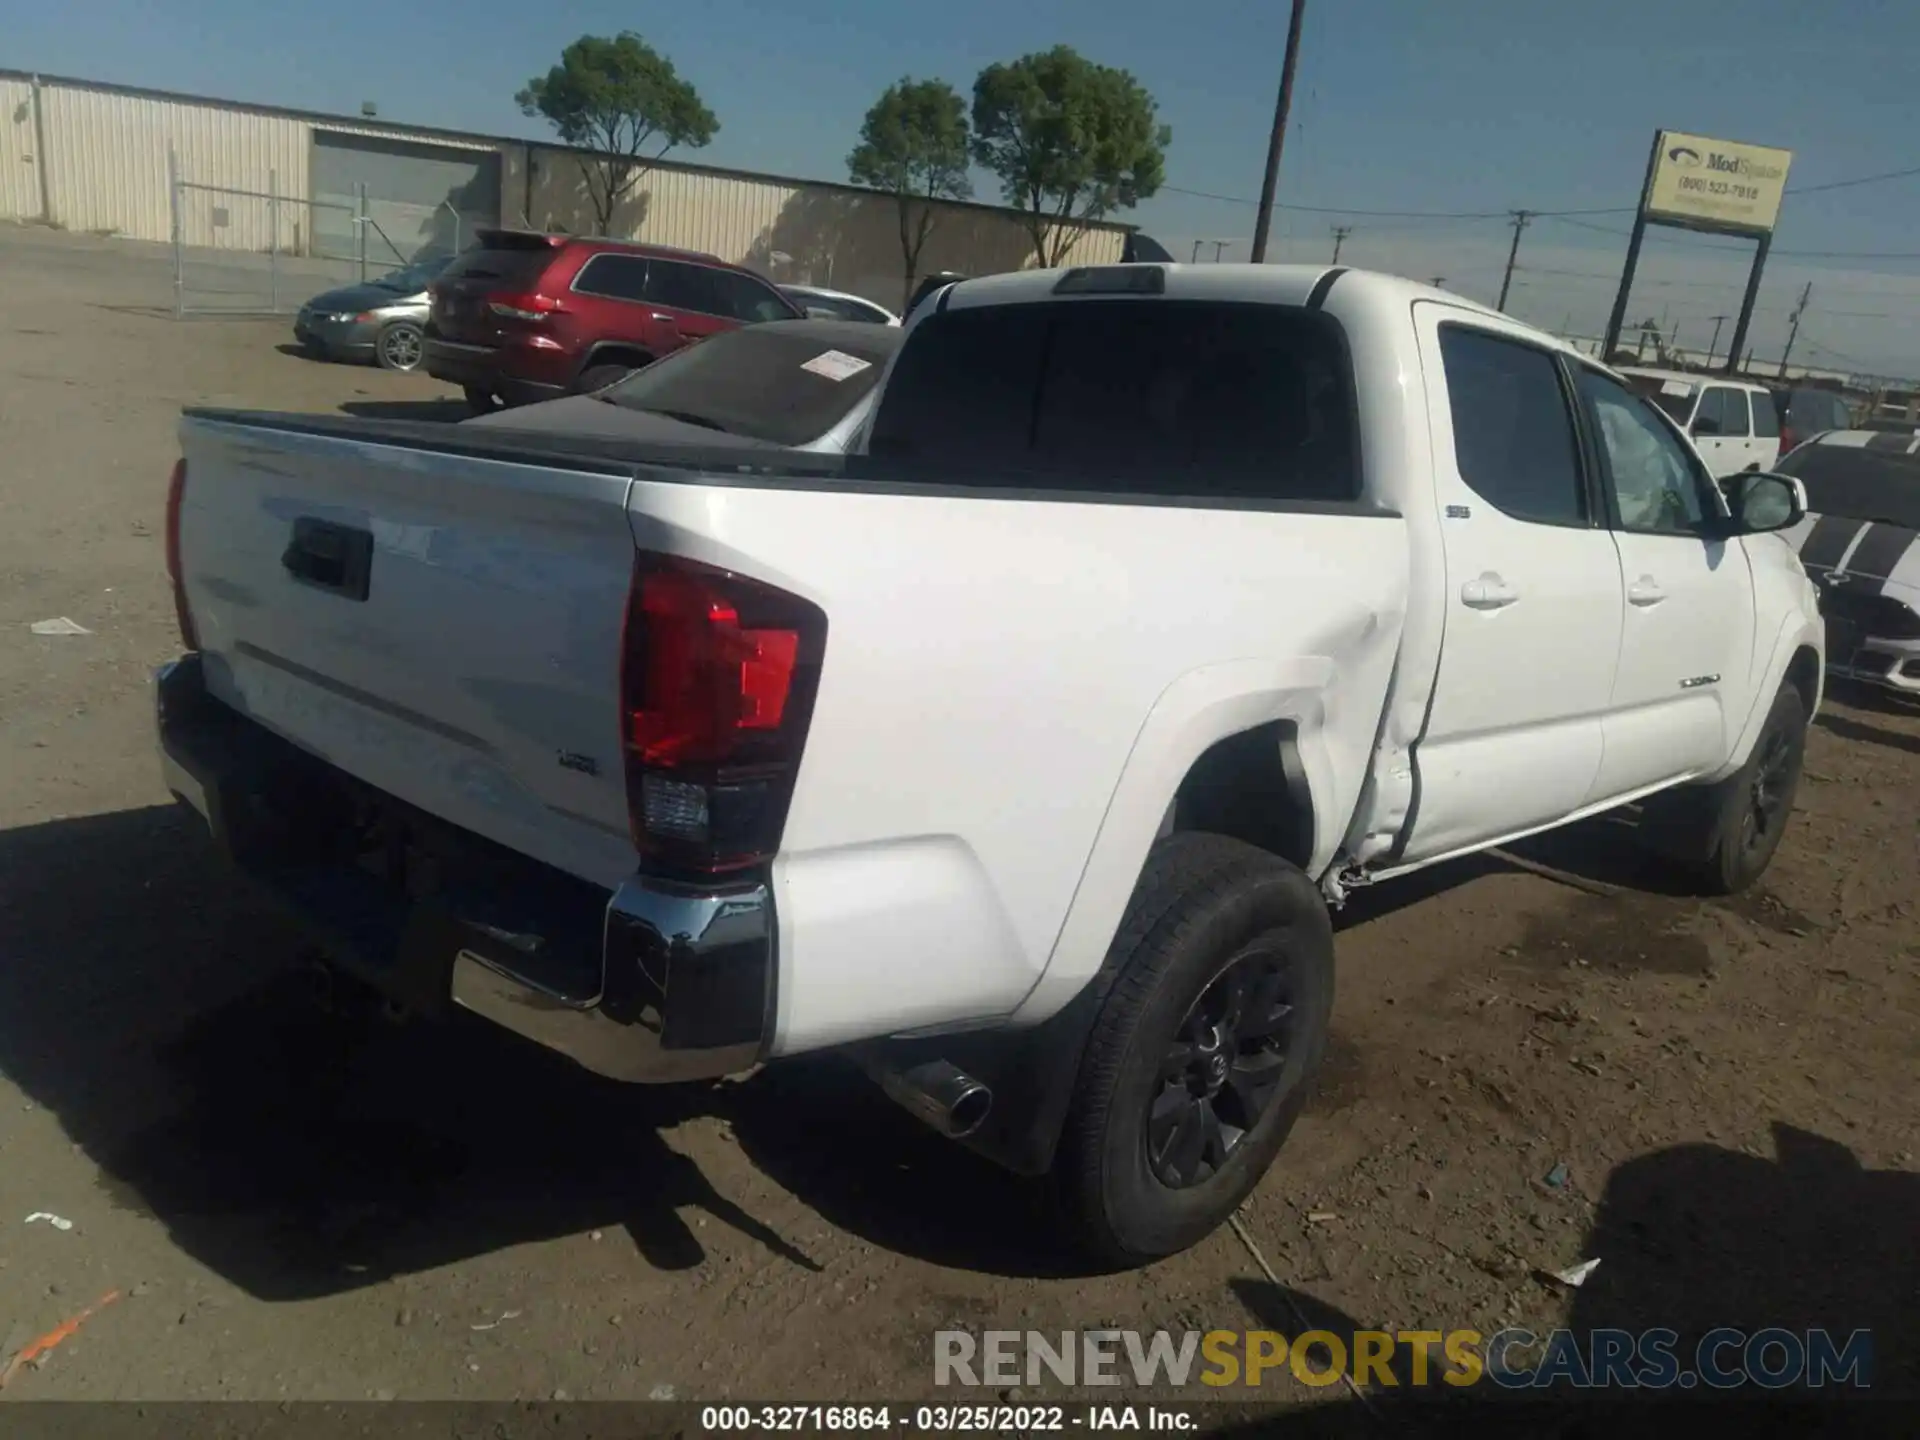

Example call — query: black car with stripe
[1775,431,1920,696]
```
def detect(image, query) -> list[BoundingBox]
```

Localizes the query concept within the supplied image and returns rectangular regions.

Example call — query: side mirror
[1725,472,1807,535]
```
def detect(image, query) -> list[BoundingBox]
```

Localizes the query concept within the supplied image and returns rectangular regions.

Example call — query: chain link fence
[167,153,492,316]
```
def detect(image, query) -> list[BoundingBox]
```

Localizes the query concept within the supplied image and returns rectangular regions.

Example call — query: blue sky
[14,0,1920,373]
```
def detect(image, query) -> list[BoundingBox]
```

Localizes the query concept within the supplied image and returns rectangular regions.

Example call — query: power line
[1539,212,1920,262]
[1161,156,1920,234]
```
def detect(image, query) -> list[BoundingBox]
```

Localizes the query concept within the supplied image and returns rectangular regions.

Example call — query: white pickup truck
[158,264,1824,1266]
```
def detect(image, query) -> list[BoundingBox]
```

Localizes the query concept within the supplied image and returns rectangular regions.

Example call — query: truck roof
[935,264,1595,367]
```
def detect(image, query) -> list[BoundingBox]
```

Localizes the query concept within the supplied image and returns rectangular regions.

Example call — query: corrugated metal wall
[38,82,308,246]
[1,74,1129,293]
[1,77,42,221]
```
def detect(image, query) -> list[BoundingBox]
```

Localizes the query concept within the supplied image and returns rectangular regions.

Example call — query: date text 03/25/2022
[699,1405,1196,1432]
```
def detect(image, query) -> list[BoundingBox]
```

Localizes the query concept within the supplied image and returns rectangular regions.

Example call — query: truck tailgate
[174,414,641,888]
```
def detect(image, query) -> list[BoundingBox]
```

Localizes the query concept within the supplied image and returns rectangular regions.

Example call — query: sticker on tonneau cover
[800,349,873,382]
[1660,379,1694,396]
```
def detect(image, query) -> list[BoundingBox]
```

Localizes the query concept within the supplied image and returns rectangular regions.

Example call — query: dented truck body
[157,263,1822,1261]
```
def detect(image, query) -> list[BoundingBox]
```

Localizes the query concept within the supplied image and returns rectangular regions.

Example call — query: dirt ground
[0,222,1914,1420]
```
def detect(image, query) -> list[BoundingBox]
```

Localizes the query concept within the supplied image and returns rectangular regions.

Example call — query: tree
[848,79,973,310]
[971,46,1170,268]
[517,33,718,235]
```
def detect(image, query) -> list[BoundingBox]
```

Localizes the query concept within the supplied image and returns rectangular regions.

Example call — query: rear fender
[1009,656,1355,1024]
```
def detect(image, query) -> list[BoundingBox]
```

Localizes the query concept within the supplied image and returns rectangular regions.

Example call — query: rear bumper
[155,654,771,1083]
[423,339,566,406]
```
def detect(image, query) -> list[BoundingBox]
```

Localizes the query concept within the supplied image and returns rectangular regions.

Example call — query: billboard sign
[1645,130,1793,233]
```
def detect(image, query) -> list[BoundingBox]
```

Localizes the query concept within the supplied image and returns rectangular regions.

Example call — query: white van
[1616,367,1781,476]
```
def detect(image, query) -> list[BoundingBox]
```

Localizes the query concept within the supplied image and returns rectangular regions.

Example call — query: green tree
[848,78,973,309]
[971,46,1170,268]
[517,33,718,235]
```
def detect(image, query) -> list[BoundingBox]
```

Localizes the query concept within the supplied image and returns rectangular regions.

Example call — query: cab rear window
[867,299,1360,503]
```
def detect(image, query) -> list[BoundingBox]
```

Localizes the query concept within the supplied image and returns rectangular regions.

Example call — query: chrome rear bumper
[156,654,772,1084]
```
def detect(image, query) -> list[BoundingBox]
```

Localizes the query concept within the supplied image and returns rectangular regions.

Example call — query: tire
[574,363,637,394]
[462,385,500,414]
[375,320,424,372]
[1640,683,1808,895]
[1052,832,1336,1268]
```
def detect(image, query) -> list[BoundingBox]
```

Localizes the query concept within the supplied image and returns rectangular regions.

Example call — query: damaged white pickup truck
[158,263,1825,1266]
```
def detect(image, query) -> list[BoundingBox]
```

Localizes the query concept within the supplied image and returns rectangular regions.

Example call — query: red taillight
[486,290,559,321]
[165,457,197,650]
[620,553,826,874]
[1778,426,1796,456]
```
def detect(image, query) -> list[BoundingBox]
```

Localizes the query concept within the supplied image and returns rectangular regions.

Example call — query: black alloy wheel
[1146,944,1296,1189]
[1739,721,1799,860]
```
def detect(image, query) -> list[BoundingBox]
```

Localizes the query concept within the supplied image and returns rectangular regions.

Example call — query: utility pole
[1708,315,1727,367]
[1209,240,1229,263]
[1249,0,1309,264]
[1191,239,1203,264]
[1778,281,1813,378]
[1430,277,1446,289]
[1330,224,1351,263]
[1495,209,1531,312]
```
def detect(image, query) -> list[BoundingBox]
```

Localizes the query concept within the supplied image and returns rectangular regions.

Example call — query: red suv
[423,230,803,410]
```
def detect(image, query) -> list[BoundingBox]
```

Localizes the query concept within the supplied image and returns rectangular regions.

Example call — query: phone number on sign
[699,1406,1077,1432]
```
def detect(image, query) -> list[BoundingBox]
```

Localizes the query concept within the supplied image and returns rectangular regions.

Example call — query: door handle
[1461,573,1518,610]
[648,312,677,324]
[1628,576,1667,607]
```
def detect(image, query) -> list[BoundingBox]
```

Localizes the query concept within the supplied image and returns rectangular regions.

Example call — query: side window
[1691,387,1728,436]
[1576,368,1715,535]
[1705,387,1750,437]
[1436,326,1586,525]
[644,260,722,314]
[1751,390,1781,439]
[713,270,797,323]
[573,254,650,302]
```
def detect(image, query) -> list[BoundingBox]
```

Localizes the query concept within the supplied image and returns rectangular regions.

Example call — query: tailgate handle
[282,517,373,601]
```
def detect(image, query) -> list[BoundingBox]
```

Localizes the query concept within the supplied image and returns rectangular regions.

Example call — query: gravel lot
[0,221,1914,1419]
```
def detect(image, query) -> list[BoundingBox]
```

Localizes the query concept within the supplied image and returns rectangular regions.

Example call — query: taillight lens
[1778,426,1796,455]
[487,291,559,321]
[620,552,826,874]
[165,457,197,651]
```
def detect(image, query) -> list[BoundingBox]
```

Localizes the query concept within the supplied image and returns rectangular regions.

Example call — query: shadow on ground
[1815,710,1920,758]
[338,398,472,423]
[1202,1122,1916,1435]
[0,806,1088,1301]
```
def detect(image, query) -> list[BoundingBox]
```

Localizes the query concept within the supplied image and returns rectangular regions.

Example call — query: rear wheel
[1640,683,1808,894]
[1052,833,1335,1268]
[375,320,424,372]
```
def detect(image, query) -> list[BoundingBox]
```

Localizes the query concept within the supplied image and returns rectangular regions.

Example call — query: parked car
[1769,385,1855,457]
[465,319,903,453]
[1771,429,1920,698]
[780,284,900,326]
[1617,367,1781,475]
[159,263,1823,1266]
[293,254,454,372]
[423,229,804,413]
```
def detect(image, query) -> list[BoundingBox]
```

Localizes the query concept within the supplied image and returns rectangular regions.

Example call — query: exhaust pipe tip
[867,1057,993,1140]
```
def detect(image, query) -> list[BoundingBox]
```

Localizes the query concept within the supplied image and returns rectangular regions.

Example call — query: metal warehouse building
[1,70,1128,309]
